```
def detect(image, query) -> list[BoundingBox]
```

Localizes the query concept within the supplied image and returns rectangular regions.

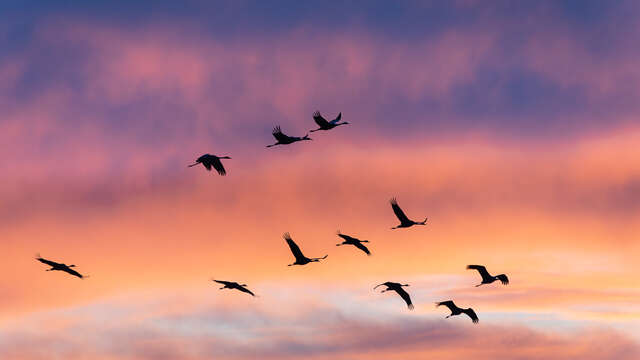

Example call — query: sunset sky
[1,1,639,359]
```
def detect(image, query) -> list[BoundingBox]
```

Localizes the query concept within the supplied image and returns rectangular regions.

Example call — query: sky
[1,0,639,359]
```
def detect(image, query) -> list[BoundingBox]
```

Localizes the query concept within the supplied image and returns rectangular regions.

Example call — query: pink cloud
[0,289,638,360]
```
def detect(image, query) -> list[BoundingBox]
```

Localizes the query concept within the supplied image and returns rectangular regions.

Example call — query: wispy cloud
[1,287,638,360]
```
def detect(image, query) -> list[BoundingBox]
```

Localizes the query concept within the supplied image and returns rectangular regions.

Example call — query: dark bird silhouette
[310,111,349,132]
[284,232,327,266]
[374,282,414,309]
[466,265,509,287]
[436,300,478,323]
[188,154,231,175]
[36,254,86,279]
[390,198,427,229]
[266,126,312,147]
[336,231,371,255]
[212,279,256,296]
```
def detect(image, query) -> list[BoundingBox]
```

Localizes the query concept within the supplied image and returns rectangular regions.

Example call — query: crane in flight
[284,233,327,266]
[188,154,231,175]
[309,111,349,132]
[336,231,371,255]
[466,265,509,287]
[374,282,414,310]
[390,198,428,229]
[36,254,87,279]
[436,300,478,323]
[212,279,256,296]
[266,126,311,147]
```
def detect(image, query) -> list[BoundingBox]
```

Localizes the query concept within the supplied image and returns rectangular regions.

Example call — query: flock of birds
[36,111,510,324]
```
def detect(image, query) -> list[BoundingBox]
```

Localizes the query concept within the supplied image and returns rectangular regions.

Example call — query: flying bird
[266,126,312,147]
[188,154,231,175]
[284,232,328,266]
[374,282,413,309]
[36,254,86,279]
[212,279,256,296]
[336,231,371,255]
[466,265,509,287]
[390,198,428,229]
[310,111,349,132]
[436,300,479,323]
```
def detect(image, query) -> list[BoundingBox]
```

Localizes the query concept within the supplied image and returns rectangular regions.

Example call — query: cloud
[0,288,638,360]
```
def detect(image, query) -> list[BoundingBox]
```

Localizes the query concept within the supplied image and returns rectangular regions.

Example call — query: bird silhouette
[310,111,349,132]
[374,282,413,309]
[390,198,428,229]
[212,279,256,296]
[266,126,312,147]
[188,154,231,175]
[436,300,478,323]
[284,232,328,266]
[336,231,371,255]
[466,265,509,287]
[36,254,86,279]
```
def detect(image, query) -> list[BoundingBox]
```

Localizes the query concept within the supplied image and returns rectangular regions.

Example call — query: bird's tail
[187,163,199,167]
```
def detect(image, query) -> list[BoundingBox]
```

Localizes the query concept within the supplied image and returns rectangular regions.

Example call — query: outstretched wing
[272,126,292,142]
[394,287,414,310]
[390,198,411,223]
[63,267,84,279]
[496,274,509,285]
[436,300,458,312]
[463,308,479,323]
[329,112,342,124]
[36,256,60,267]
[337,232,360,242]
[353,241,371,255]
[466,265,492,282]
[236,285,256,296]
[210,157,226,176]
[213,279,233,286]
[284,233,305,260]
[312,111,331,127]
